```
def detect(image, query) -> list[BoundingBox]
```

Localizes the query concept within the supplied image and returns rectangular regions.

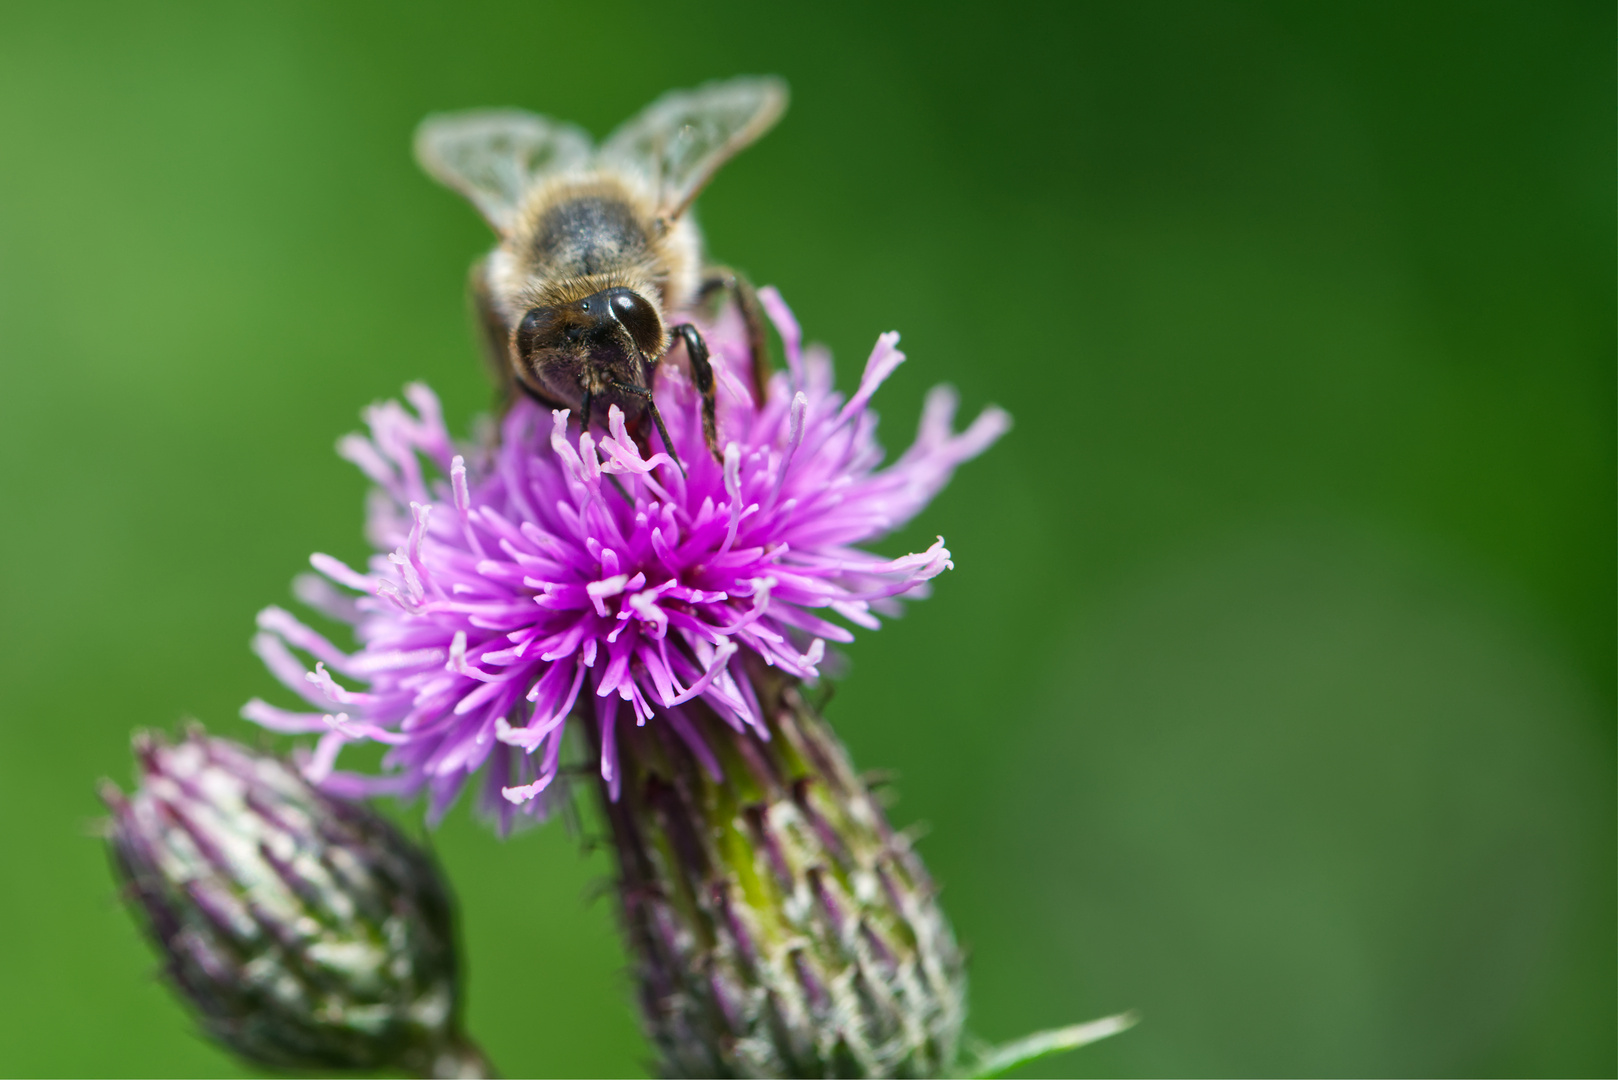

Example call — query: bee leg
[697,266,771,405]
[609,381,686,479]
[670,323,721,464]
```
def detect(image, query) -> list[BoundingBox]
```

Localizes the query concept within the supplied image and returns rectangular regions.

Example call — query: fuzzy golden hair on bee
[415,76,787,469]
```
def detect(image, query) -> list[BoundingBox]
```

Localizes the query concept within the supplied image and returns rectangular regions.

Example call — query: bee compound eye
[608,290,663,355]
[515,307,560,356]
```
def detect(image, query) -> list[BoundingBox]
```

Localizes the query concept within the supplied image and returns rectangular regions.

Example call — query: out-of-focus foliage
[0,1,1609,1076]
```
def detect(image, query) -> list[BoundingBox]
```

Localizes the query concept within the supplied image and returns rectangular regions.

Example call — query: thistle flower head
[100,728,482,1076]
[247,289,1008,825]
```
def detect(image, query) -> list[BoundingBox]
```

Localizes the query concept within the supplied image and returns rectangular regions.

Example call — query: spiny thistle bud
[100,728,491,1078]
[598,666,965,1078]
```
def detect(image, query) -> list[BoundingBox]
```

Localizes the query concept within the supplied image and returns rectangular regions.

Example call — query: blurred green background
[0,1,1610,1075]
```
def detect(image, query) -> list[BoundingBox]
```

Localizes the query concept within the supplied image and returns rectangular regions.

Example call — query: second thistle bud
[101,728,489,1078]
[599,667,967,1078]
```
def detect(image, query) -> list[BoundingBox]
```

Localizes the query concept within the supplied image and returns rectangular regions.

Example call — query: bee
[414,76,787,470]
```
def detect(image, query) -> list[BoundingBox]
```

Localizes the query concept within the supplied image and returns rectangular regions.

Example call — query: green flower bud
[101,728,491,1077]
[598,669,966,1078]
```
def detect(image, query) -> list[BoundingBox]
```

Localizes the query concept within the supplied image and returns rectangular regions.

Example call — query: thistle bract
[101,729,485,1076]
[246,289,1008,825]
[603,667,966,1077]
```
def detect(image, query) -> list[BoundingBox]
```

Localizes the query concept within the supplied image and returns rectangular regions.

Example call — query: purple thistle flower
[245,289,1007,826]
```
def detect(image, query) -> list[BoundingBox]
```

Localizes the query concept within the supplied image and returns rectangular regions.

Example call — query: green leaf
[963,1012,1140,1078]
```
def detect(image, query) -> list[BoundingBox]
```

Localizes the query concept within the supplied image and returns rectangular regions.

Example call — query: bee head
[515,287,665,389]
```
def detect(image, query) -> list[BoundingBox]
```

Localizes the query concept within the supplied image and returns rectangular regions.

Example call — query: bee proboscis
[414,76,788,470]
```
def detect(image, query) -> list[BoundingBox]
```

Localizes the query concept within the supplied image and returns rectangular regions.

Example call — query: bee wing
[599,76,787,221]
[414,110,593,234]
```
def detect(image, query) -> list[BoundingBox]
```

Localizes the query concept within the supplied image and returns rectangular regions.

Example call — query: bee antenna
[579,388,594,437]
[644,395,686,479]
[609,379,685,479]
